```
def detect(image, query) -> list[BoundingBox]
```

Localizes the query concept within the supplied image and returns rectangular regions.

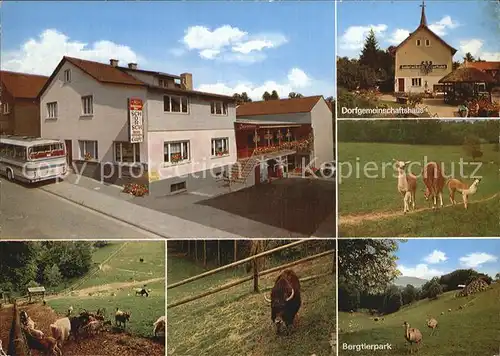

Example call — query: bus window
[5,144,15,158]
[14,146,27,160]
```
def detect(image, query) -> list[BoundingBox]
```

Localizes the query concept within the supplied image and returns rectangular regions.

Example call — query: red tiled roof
[236,96,323,117]
[466,61,500,71]
[0,71,48,98]
[64,57,144,86]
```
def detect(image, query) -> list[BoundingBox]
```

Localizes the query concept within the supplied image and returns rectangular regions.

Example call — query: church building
[393,1,457,94]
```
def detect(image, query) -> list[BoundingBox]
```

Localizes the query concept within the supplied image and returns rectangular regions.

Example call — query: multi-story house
[39,56,237,196]
[0,71,48,136]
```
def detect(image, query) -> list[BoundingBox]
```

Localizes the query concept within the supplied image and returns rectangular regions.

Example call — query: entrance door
[398,78,405,92]
[65,140,73,166]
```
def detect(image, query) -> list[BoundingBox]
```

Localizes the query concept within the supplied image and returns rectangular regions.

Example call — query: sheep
[153,316,166,337]
[67,306,74,316]
[0,340,7,356]
[115,308,131,329]
[393,159,417,213]
[403,321,422,354]
[50,317,71,345]
[426,318,438,336]
[448,308,451,312]
[440,312,444,315]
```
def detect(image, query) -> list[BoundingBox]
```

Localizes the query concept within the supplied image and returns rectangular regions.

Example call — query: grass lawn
[338,142,499,237]
[338,283,500,356]
[48,280,165,338]
[77,241,166,289]
[167,253,335,356]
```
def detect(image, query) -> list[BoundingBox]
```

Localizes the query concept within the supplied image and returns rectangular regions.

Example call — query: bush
[123,183,149,197]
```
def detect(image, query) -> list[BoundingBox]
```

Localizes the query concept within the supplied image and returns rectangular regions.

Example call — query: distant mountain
[394,276,428,288]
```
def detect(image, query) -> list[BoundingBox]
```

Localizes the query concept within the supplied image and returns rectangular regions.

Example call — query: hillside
[394,276,428,288]
[339,282,500,355]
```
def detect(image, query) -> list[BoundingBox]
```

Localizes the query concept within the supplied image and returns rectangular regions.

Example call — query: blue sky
[396,239,500,280]
[337,0,500,61]
[1,1,335,100]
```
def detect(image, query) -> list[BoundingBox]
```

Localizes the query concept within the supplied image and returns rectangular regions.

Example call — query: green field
[338,283,500,356]
[48,241,165,338]
[338,142,499,237]
[167,253,335,356]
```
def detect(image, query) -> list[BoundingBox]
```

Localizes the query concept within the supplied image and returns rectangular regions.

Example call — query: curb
[40,187,170,239]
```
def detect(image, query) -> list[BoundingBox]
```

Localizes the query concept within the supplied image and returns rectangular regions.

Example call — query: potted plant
[84,152,93,161]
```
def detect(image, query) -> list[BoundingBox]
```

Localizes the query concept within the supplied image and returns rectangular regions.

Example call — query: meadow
[338,142,499,237]
[48,241,166,338]
[167,252,335,356]
[338,283,500,356]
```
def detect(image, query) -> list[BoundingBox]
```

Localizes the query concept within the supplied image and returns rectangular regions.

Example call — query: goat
[26,327,45,340]
[447,178,481,209]
[423,162,445,209]
[50,317,71,345]
[67,306,73,317]
[115,308,131,329]
[20,310,35,329]
[393,159,417,213]
[83,320,103,336]
[38,336,62,356]
[153,316,166,337]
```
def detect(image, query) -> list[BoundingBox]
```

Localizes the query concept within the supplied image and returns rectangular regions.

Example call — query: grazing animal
[83,320,103,336]
[38,336,62,356]
[134,287,149,297]
[393,159,417,213]
[0,340,7,356]
[447,178,481,209]
[440,312,444,315]
[140,258,144,263]
[26,327,45,339]
[69,314,91,340]
[423,162,445,209]
[67,306,73,316]
[153,316,166,337]
[448,309,451,312]
[115,309,131,329]
[50,317,71,345]
[20,311,35,329]
[426,318,438,336]
[264,269,301,335]
[403,321,422,354]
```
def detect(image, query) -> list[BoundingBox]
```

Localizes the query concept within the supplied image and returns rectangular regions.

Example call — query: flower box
[122,183,149,197]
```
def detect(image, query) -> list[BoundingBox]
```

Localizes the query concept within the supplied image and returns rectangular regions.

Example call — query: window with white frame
[425,39,430,47]
[114,142,140,163]
[164,141,189,164]
[411,78,422,87]
[64,69,71,83]
[47,102,58,119]
[3,103,10,114]
[211,137,229,157]
[416,39,421,46]
[210,101,228,116]
[82,95,93,115]
[164,95,188,113]
[79,140,98,160]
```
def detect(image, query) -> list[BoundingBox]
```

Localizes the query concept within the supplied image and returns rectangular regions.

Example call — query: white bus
[0,135,68,183]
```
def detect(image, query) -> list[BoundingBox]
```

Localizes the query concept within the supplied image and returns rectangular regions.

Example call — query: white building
[39,56,237,196]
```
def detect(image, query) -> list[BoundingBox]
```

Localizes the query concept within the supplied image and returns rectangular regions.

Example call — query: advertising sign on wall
[129,98,144,143]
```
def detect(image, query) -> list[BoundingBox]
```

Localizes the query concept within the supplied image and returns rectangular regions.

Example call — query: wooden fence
[8,303,31,356]
[168,239,335,309]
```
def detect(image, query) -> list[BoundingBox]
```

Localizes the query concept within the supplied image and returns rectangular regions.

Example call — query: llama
[447,178,481,209]
[423,162,445,209]
[393,159,417,213]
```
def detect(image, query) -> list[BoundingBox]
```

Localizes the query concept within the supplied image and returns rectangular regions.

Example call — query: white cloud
[196,67,328,101]
[398,264,445,279]
[459,253,498,268]
[387,29,410,45]
[423,250,448,264]
[339,24,388,51]
[1,29,142,76]
[180,25,287,63]
[457,39,500,61]
[428,16,459,36]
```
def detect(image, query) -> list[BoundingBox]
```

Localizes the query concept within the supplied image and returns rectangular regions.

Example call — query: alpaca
[394,160,417,213]
[426,318,438,336]
[447,178,481,209]
[403,321,422,354]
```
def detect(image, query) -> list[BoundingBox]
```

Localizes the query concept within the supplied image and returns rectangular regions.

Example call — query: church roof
[394,1,457,55]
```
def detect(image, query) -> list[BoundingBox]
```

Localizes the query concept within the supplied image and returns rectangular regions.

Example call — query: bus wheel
[6,169,14,181]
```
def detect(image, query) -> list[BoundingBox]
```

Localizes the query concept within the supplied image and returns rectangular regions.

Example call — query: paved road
[0,179,160,239]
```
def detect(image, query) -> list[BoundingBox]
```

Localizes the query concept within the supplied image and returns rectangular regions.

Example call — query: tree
[463,135,483,161]
[338,281,361,311]
[423,278,443,299]
[288,92,303,99]
[338,239,401,294]
[495,273,500,281]
[383,285,403,314]
[453,61,461,70]
[233,92,252,105]
[463,52,475,62]
[262,91,271,101]
[270,90,280,100]
[44,264,63,287]
[0,242,39,291]
[359,29,380,68]
[402,284,417,305]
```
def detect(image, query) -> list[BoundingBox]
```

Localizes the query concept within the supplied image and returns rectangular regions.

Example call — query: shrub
[123,183,149,197]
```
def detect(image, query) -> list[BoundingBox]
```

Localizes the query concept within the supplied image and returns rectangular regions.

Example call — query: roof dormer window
[425,39,430,47]
[64,69,71,83]
[416,39,421,46]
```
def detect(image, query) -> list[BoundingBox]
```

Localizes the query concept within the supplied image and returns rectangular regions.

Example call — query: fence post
[203,241,207,267]
[188,241,191,256]
[195,241,198,262]
[217,240,221,266]
[253,259,259,293]
[234,240,238,263]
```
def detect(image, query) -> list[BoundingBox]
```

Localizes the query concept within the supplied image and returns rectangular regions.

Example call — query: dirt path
[0,306,13,352]
[340,193,498,226]
[47,277,164,300]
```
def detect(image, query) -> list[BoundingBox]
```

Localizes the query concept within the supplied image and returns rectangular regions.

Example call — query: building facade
[393,2,457,94]
[0,71,48,136]
[234,96,334,183]
[39,56,237,196]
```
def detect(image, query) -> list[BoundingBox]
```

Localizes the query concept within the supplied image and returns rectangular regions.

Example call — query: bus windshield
[28,143,65,160]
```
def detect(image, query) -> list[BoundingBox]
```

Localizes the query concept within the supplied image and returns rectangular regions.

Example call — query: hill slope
[394,276,428,288]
